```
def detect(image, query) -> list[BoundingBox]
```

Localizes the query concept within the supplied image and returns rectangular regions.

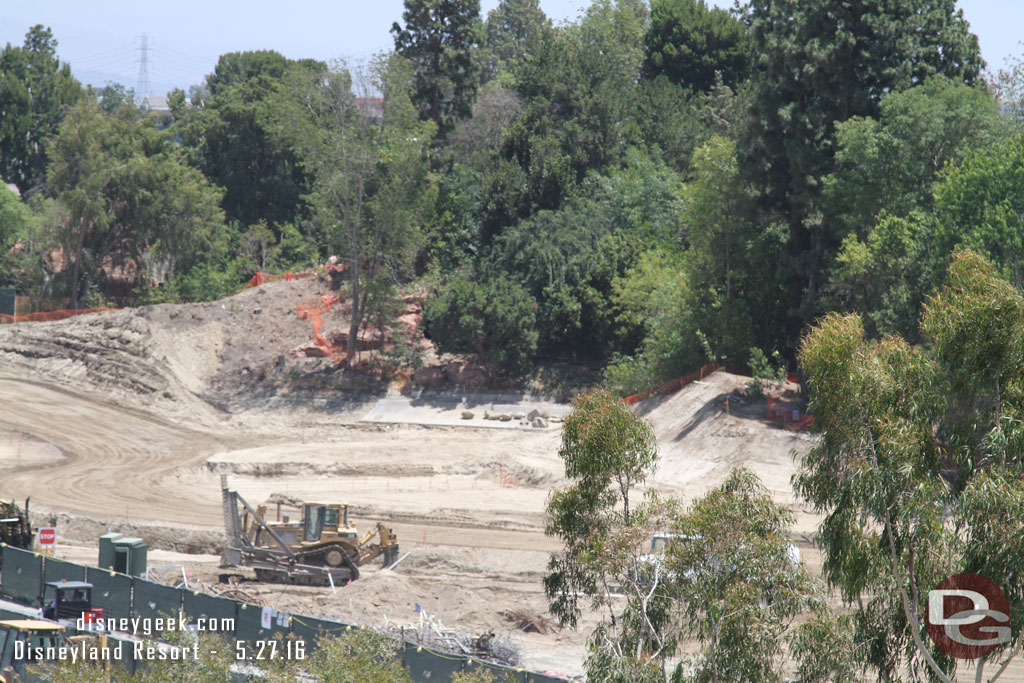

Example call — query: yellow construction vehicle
[220,476,399,585]
[0,620,65,683]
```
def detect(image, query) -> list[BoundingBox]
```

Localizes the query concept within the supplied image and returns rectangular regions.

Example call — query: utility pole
[135,33,150,103]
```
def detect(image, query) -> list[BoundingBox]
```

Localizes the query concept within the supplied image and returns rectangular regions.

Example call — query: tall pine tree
[392,0,483,135]
[740,0,982,346]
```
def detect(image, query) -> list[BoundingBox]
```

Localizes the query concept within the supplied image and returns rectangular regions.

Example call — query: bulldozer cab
[302,503,352,542]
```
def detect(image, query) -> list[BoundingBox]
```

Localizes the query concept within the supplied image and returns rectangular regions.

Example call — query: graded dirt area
[4,281,1012,680]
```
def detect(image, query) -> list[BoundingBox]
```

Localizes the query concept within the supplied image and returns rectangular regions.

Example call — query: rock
[498,414,512,422]
[532,417,548,428]
[253,307,262,315]
[461,411,475,419]
[512,412,525,420]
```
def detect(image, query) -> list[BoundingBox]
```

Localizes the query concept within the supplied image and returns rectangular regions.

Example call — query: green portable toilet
[111,536,148,577]
[98,532,124,570]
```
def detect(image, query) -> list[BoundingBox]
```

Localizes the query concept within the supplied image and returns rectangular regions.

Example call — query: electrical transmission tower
[135,33,150,103]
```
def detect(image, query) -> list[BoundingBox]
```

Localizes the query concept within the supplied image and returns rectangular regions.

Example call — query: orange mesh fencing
[297,294,344,362]
[622,363,725,405]
[245,268,319,289]
[766,398,814,431]
[0,307,119,324]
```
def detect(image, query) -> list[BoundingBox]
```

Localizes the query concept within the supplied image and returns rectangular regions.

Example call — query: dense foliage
[0,0,1018,385]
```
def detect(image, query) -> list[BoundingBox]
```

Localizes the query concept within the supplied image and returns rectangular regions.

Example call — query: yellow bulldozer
[220,476,399,585]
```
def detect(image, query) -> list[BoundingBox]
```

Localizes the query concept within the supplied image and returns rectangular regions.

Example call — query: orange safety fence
[0,307,120,324]
[244,263,349,289]
[296,294,344,362]
[766,398,814,431]
[245,269,319,288]
[621,363,747,405]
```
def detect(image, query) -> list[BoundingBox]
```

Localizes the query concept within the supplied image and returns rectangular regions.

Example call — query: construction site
[1,272,1009,680]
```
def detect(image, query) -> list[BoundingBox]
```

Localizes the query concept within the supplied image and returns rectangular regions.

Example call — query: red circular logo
[926,573,1011,659]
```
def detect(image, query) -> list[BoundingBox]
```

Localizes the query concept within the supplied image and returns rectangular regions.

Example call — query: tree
[279,55,436,360]
[422,272,538,376]
[544,387,669,680]
[933,132,1024,289]
[662,470,816,682]
[545,388,658,620]
[172,51,324,230]
[392,0,483,134]
[482,0,550,79]
[0,185,32,287]
[47,98,227,306]
[643,0,750,92]
[824,76,1006,242]
[741,0,983,346]
[487,0,647,237]
[0,25,82,195]
[796,250,1024,680]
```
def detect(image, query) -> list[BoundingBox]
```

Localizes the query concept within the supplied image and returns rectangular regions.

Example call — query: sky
[3,1,1022,99]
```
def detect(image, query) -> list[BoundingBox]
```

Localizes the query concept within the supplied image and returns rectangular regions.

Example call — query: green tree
[423,272,538,376]
[643,0,750,92]
[663,469,816,683]
[0,25,83,195]
[824,76,1005,242]
[741,0,983,346]
[308,629,411,683]
[47,98,227,306]
[545,388,658,622]
[488,0,647,237]
[0,185,33,288]
[933,132,1024,288]
[489,148,684,360]
[279,55,436,359]
[483,0,550,79]
[392,0,483,134]
[172,51,324,230]
[796,250,1024,680]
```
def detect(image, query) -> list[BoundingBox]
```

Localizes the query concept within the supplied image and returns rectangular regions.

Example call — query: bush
[423,273,539,377]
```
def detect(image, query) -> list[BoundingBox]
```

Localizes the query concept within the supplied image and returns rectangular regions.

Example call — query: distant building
[140,95,171,113]
[356,97,383,123]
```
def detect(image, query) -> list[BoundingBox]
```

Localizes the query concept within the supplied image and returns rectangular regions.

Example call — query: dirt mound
[636,370,817,513]
[0,277,377,422]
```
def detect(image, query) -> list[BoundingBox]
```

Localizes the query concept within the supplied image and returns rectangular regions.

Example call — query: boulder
[461,410,475,420]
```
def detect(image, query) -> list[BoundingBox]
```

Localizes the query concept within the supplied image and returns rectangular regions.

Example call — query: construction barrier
[766,398,814,431]
[0,543,572,682]
[244,268,321,289]
[622,363,740,405]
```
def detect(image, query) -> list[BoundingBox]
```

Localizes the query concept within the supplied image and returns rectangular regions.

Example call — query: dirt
[4,281,1014,680]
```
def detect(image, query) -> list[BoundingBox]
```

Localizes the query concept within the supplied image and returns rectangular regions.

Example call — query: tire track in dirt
[0,376,559,555]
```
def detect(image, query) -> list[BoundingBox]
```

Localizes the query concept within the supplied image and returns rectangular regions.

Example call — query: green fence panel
[182,589,238,634]
[404,642,471,682]
[42,557,87,586]
[233,601,289,649]
[132,577,183,622]
[289,614,351,650]
[85,567,134,621]
[0,544,43,605]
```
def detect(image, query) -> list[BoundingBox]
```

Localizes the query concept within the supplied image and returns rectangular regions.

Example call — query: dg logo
[927,573,1012,659]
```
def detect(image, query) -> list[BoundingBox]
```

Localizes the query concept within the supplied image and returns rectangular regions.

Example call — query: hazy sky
[3,1,1021,99]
